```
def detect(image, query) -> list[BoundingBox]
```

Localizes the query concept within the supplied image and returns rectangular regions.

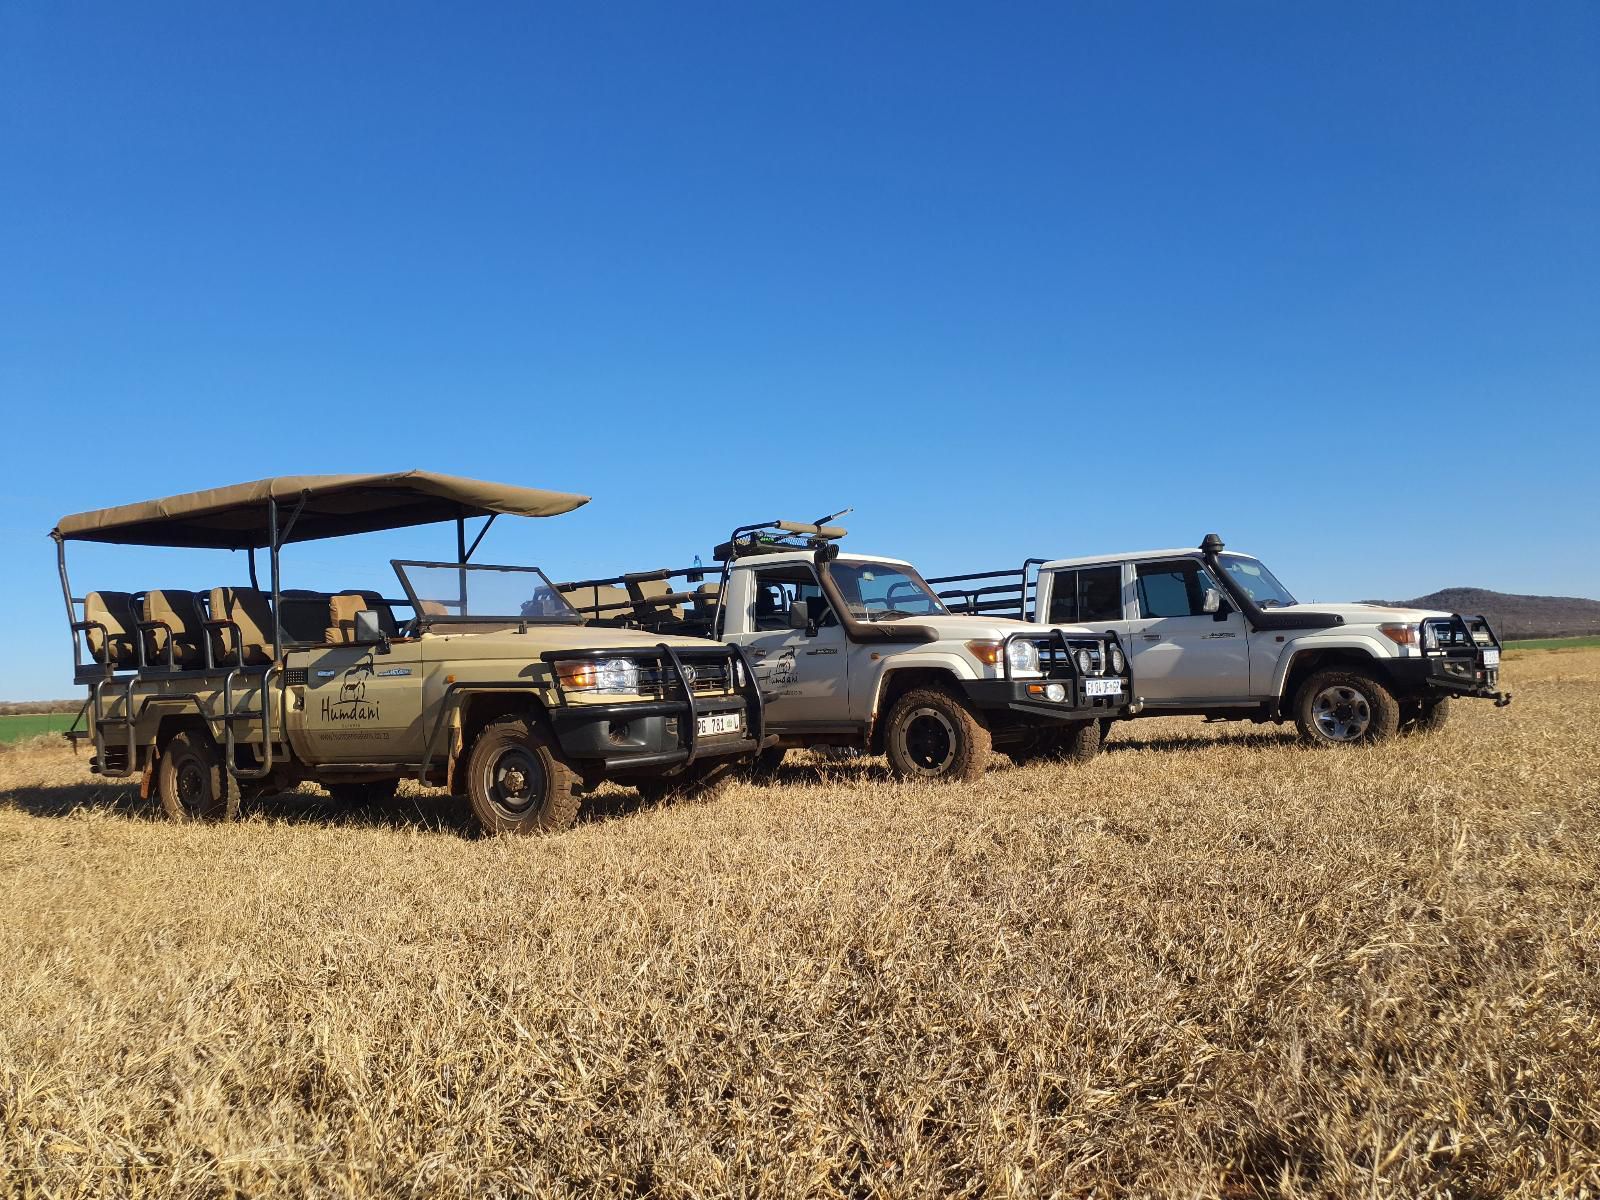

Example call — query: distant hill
[1372,588,1600,641]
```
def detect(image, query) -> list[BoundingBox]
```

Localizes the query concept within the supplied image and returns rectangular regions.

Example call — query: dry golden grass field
[3,650,1598,1199]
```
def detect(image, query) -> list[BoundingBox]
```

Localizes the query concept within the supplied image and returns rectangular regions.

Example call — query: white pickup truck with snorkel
[551,517,1138,779]
[929,534,1510,746]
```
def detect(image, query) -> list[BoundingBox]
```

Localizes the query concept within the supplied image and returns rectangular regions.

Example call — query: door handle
[1143,634,1161,642]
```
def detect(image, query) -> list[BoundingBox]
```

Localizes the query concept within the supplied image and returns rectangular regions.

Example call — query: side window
[1135,561,1206,618]
[1046,570,1078,624]
[750,568,831,632]
[1076,565,1124,623]
[1046,566,1124,625]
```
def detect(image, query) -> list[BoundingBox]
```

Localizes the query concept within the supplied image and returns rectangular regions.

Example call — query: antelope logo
[322,663,380,722]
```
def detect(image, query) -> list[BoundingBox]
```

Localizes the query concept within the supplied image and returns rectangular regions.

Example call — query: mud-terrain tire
[1294,669,1401,747]
[745,746,788,782]
[633,759,738,805]
[1402,696,1452,735]
[157,730,239,822]
[884,687,992,782]
[464,716,582,835]
[1056,720,1103,762]
[326,778,401,806]
[1006,721,1101,767]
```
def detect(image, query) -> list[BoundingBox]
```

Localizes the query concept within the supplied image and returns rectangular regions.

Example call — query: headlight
[1074,647,1095,675]
[557,657,641,693]
[1108,644,1126,674]
[1005,639,1040,675]
[595,658,641,693]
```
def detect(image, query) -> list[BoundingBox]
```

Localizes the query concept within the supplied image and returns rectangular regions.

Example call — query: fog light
[1045,683,1067,702]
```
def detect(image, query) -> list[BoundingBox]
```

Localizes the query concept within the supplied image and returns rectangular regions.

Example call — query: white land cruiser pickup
[931,534,1510,746]
[552,520,1137,780]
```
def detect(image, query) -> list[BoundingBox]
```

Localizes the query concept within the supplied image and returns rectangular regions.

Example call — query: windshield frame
[391,559,583,626]
[1217,552,1298,609]
[826,559,951,622]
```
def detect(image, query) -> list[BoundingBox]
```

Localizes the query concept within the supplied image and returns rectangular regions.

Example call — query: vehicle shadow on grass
[1103,727,1301,754]
[1,776,697,837]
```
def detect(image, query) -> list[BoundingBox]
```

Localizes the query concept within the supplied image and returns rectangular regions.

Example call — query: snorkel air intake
[1199,533,1343,632]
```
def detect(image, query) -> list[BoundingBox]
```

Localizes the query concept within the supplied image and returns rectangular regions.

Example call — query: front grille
[641,660,736,698]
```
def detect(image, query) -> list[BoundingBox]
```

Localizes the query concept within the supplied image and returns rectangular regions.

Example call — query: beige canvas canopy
[53,471,590,549]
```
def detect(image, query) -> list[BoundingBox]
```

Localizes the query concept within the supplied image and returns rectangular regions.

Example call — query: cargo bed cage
[540,643,765,769]
[551,514,852,640]
[549,564,722,638]
[927,561,1046,621]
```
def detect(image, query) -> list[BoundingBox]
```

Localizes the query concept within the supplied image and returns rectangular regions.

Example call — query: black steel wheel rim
[903,708,957,773]
[490,746,546,815]
[175,754,208,814]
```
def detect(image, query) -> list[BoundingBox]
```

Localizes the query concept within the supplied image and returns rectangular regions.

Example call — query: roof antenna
[814,506,853,526]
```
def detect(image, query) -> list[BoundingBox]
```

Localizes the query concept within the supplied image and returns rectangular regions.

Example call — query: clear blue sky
[2,3,1596,699]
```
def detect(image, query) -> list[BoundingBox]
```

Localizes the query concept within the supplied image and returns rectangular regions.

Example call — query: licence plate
[1084,678,1123,697]
[696,712,742,737]
[1482,649,1500,667]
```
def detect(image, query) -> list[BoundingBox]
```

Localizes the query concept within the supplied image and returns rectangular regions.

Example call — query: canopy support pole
[248,548,260,590]
[53,533,81,674]
[268,492,309,661]
[456,515,468,615]
[463,514,496,562]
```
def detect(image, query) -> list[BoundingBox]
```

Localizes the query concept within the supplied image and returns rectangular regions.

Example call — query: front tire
[1006,720,1101,767]
[1402,696,1452,734]
[157,730,239,822]
[464,716,582,835]
[1294,669,1401,746]
[883,687,992,781]
[632,759,738,804]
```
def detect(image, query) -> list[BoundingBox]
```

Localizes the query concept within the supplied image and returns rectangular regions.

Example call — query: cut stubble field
[2,650,1597,1198]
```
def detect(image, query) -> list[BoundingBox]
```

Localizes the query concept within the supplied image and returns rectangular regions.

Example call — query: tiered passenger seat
[82,591,138,667]
[141,590,207,668]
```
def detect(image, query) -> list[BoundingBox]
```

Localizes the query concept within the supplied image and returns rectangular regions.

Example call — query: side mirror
[788,598,814,631]
[354,609,390,652]
[1202,587,1222,614]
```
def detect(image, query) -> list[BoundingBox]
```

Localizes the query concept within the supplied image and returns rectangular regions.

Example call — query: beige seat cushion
[628,578,685,621]
[142,590,206,668]
[561,584,631,621]
[339,589,398,636]
[324,594,367,644]
[209,587,275,666]
[83,591,138,667]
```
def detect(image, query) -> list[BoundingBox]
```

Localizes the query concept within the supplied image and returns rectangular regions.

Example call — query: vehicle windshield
[1218,553,1297,609]
[829,561,949,621]
[393,561,581,623]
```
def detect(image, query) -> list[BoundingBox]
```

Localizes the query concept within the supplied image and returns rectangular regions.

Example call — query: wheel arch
[450,690,555,790]
[868,663,970,755]
[1276,641,1394,712]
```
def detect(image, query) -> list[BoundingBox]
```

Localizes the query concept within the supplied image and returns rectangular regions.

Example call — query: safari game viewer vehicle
[931,534,1511,746]
[551,519,1135,780]
[51,472,765,834]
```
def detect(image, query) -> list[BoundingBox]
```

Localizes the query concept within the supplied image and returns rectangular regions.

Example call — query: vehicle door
[1123,558,1252,704]
[295,636,426,764]
[724,564,848,728]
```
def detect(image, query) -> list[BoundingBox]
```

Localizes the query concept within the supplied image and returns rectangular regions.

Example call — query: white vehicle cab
[931,534,1510,746]
[552,520,1137,780]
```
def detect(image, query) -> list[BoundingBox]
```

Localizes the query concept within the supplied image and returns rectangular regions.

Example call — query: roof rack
[714,516,849,562]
